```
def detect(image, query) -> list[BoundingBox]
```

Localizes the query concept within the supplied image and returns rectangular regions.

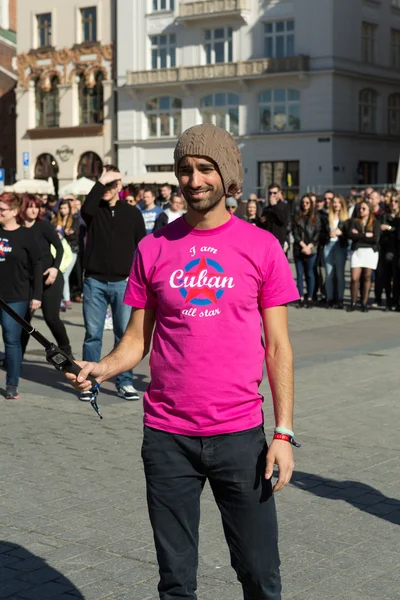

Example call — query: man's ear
[227,183,239,196]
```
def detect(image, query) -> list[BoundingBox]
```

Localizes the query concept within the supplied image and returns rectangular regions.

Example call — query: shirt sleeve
[259,237,299,309]
[41,220,64,270]
[124,246,157,309]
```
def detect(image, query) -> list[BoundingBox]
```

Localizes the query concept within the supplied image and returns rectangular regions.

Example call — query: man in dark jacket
[80,165,146,402]
[261,184,290,248]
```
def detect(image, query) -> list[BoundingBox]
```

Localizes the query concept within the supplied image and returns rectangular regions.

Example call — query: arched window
[78,152,103,180]
[259,89,300,132]
[388,93,400,136]
[79,72,104,125]
[359,89,377,133]
[35,76,59,128]
[146,97,182,138]
[35,153,58,180]
[200,93,239,135]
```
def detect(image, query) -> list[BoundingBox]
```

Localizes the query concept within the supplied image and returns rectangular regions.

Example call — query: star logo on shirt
[184,256,219,304]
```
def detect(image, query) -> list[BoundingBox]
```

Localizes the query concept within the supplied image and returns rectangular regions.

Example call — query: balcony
[178,0,249,21]
[125,56,309,88]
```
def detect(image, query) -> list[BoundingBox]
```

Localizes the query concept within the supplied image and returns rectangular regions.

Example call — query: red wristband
[273,433,301,448]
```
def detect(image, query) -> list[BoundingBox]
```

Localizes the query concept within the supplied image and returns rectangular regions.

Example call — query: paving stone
[1,303,400,600]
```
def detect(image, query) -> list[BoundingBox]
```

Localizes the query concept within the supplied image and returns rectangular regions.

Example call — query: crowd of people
[231,184,400,313]
[0,167,398,400]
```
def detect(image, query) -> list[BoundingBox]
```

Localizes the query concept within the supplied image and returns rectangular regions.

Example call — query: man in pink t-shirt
[68,124,300,600]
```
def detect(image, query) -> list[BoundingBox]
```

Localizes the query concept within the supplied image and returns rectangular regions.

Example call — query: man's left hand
[265,439,295,493]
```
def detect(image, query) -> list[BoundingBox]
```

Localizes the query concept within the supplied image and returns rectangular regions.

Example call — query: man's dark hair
[143,186,156,197]
[104,164,120,173]
[268,183,281,192]
[324,189,334,197]
[160,184,172,190]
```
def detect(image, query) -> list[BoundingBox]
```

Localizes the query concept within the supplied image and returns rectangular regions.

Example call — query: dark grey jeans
[141,424,281,600]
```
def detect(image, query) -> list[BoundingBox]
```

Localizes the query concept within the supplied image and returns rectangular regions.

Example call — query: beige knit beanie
[174,123,244,195]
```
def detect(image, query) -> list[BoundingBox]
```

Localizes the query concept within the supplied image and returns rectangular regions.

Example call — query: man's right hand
[66,361,106,392]
[98,168,122,187]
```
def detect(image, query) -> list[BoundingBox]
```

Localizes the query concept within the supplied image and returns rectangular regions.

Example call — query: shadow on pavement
[290,471,400,525]
[19,361,150,397]
[0,541,84,598]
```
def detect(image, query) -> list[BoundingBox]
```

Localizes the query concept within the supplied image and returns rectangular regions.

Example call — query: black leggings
[22,272,72,356]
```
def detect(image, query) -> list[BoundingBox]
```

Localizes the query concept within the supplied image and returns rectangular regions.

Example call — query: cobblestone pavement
[0,302,399,600]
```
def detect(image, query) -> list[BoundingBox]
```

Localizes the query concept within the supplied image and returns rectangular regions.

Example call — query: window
[362,22,376,64]
[35,77,59,128]
[258,161,300,202]
[205,28,233,64]
[387,162,398,183]
[358,161,378,185]
[152,0,175,10]
[146,97,182,138]
[81,7,97,42]
[78,152,103,180]
[359,89,377,133]
[259,89,300,132]
[35,154,59,180]
[200,93,239,135]
[264,20,295,58]
[37,13,52,48]
[151,34,176,69]
[391,29,400,68]
[79,72,104,125]
[388,94,400,135]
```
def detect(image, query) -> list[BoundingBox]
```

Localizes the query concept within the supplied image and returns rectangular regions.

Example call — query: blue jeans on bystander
[0,300,29,387]
[82,278,133,389]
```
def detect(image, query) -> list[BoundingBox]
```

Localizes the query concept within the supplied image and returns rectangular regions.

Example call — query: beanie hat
[226,198,238,208]
[174,123,244,195]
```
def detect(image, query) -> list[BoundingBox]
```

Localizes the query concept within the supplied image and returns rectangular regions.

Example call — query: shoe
[347,303,356,312]
[296,300,304,309]
[361,304,369,313]
[65,301,72,310]
[327,300,334,309]
[72,296,83,303]
[337,300,344,310]
[79,390,93,402]
[60,301,66,312]
[305,299,313,309]
[117,385,140,401]
[5,385,19,399]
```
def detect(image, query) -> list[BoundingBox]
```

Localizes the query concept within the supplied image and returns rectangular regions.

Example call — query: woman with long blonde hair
[52,199,79,310]
[346,200,381,312]
[321,195,348,309]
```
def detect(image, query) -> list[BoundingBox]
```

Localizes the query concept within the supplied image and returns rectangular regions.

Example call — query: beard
[182,184,225,214]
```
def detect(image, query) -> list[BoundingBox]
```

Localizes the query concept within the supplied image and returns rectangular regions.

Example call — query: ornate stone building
[16,0,114,187]
[0,0,17,184]
[117,0,400,197]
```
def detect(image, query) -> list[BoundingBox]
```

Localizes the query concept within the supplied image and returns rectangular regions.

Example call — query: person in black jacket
[20,195,72,358]
[375,196,399,310]
[0,193,42,399]
[345,200,381,312]
[261,184,290,248]
[292,195,321,308]
[80,165,146,402]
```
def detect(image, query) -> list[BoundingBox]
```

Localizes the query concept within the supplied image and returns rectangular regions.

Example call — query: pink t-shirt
[124,216,299,436]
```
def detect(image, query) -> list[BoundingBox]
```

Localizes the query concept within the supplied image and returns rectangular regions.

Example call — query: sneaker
[79,390,93,402]
[66,301,72,309]
[5,385,19,399]
[117,385,140,401]
[60,301,66,312]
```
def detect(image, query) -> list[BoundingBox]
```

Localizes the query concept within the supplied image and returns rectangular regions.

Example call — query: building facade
[16,0,114,188]
[0,0,17,185]
[117,0,400,198]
